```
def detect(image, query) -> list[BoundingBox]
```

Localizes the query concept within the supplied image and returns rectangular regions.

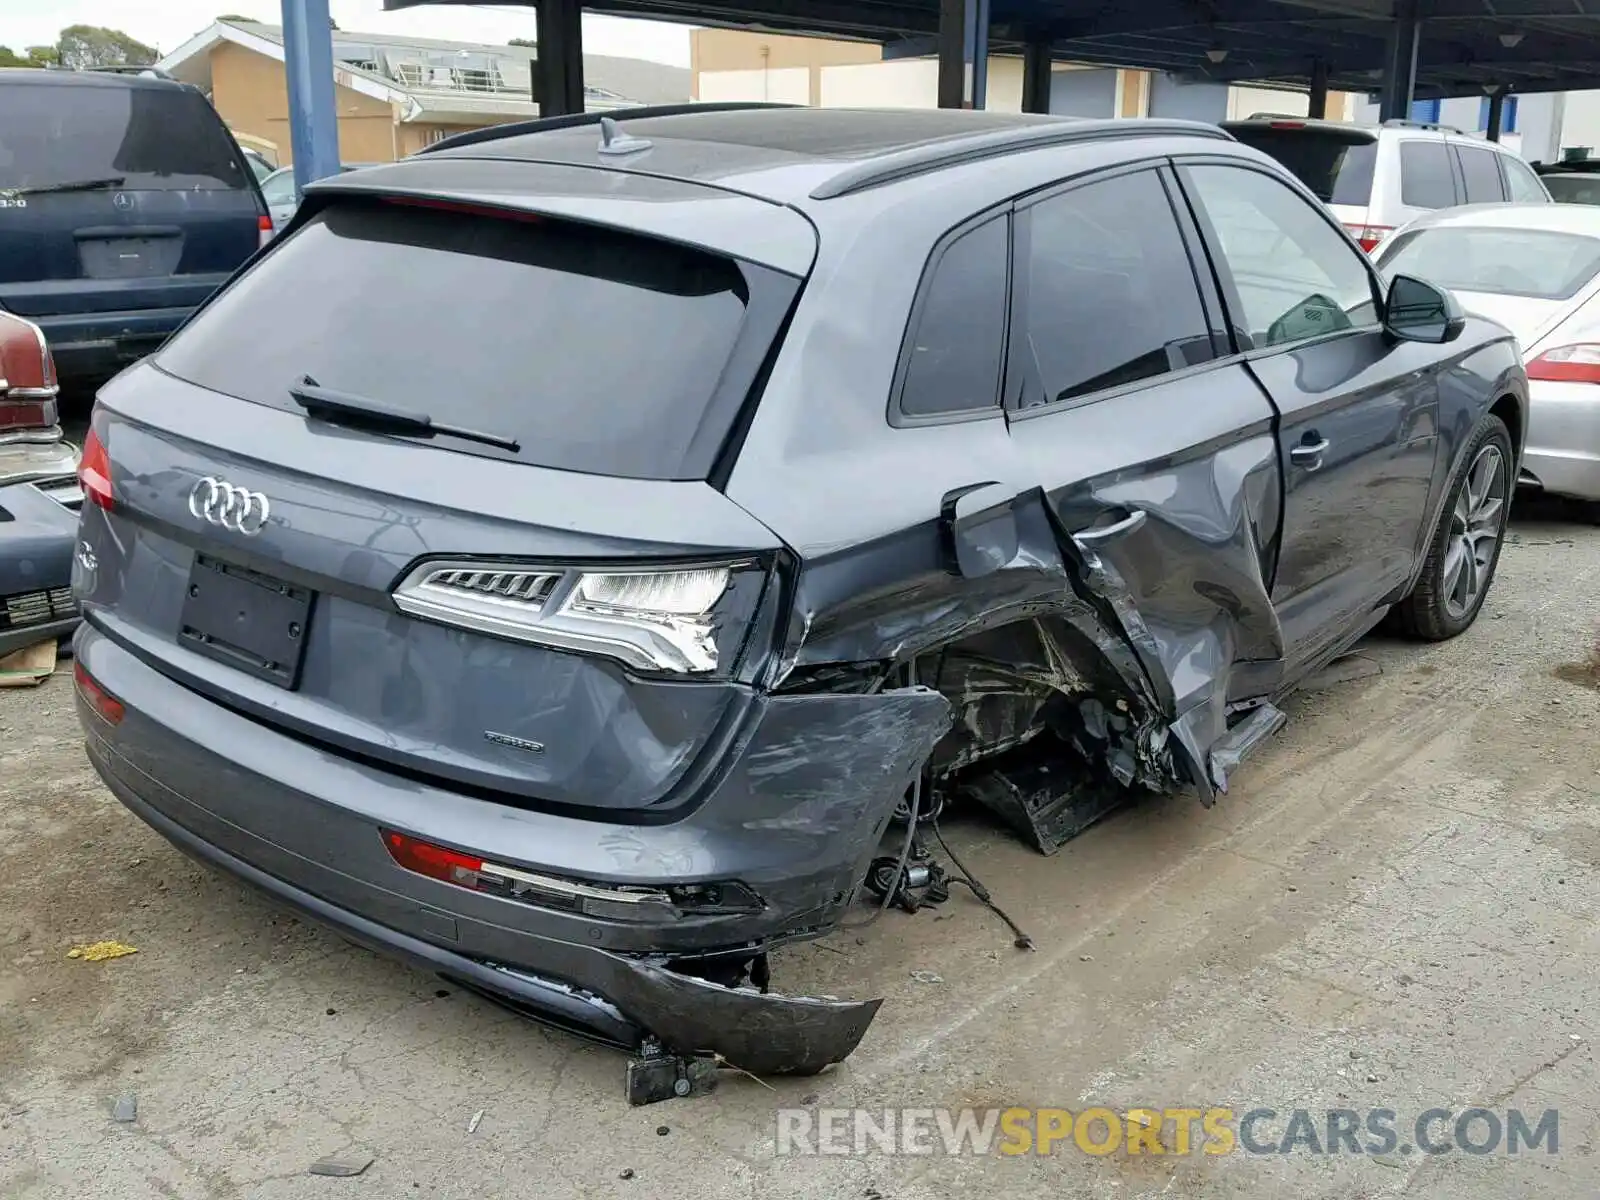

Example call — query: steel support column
[280,0,340,193]
[534,0,585,116]
[1021,37,1052,114]
[1308,59,1329,119]
[937,0,968,108]
[969,0,990,111]
[1377,0,1421,123]
[1485,90,1505,141]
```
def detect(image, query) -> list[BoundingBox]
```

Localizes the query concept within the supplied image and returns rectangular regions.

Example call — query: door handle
[1073,509,1147,549]
[1290,438,1331,468]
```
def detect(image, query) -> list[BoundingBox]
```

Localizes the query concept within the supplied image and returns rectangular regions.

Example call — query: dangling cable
[931,813,1035,951]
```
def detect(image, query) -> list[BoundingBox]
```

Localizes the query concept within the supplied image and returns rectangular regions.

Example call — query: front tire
[1395,414,1513,641]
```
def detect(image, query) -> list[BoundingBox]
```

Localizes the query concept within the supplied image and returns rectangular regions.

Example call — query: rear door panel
[1003,163,1285,791]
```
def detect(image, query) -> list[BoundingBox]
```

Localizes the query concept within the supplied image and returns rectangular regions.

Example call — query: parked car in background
[1377,203,1600,510]
[242,147,276,185]
[1534,160,1600,206]
[1223,116,1551,252]
[0,310,80,660]
[71,106,1526,1090]
[259,163,376,231]
[0,68,272,386]
[0,311,78,496]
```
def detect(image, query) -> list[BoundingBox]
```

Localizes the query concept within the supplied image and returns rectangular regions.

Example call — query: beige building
[691,28,1356,123]
[158,20,691,166]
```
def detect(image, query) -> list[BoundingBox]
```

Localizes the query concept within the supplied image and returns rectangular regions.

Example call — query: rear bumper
[75,623,949,1071]
[1521,380,1600,502]
[0,481,78,658]
[31,308,194,382]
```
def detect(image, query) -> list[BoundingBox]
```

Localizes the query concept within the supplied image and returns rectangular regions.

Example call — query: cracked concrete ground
[2,497,1598,1199]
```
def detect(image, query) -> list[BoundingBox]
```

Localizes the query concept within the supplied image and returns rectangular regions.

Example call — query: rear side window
[1015,169,1216,409]
[1400,140,1456,209]
[898,216,1008,418]
[157,199,789,481]
[1542,173,1600,205]
[0,83,248,191]
[1503,156,1549,202]
[1456,146,1507,203]
[1224,128,1377,205]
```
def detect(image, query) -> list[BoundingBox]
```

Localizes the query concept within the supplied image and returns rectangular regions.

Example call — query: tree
[509,38,537,47]
[216,14,258,22]
[56,25,159,71]
[0,44,57,68]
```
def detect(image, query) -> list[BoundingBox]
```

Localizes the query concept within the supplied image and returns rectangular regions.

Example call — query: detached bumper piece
[0,481,80,660]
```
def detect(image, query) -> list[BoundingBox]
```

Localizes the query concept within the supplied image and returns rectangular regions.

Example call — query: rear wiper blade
[288,376,520,452]
[14,176,126,196]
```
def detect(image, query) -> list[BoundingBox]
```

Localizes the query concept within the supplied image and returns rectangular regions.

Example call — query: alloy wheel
[1442,443,1507,620]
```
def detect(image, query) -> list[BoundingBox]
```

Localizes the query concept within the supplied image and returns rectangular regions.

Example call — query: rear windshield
[1542,174,1600,206]
[0,82,248,191]
[1226,128,1377,205]
[157,199,779,480]
[1379,227,1600,300]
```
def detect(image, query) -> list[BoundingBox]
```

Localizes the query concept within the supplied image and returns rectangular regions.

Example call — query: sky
[0,0,692,65]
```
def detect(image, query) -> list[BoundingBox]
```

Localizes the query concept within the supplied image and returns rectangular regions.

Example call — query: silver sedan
[1375,203,1600,509]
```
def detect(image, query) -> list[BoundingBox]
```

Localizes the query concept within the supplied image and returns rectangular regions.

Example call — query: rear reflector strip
[74,662,124,725]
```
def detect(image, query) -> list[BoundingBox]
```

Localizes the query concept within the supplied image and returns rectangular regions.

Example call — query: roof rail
[416,101,802,156]
[86,64,177,80]
[1381,117,1464,134]
[810,118,1232,201]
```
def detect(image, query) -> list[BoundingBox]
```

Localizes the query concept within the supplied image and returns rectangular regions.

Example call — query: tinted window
[0,83,248,191]
[1400,140,1456,209]
[1016,170,1216,409]
[899,217,1007,417]
[1504,157,1550,202]
[1542,173,1600,205]
[158,200,775,480]
[1379,227,1600,300]
[1224,128,1377,205]
[1456,146,1507,203]
[1185,164,1378,348]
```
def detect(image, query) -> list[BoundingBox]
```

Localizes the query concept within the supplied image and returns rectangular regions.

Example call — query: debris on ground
[467,1109,484,1134]
[909,970,943,984]
[111,1095,137,1123]
[67,941,139,962]
[619,1169,635,1180]
[308,1153,374,1177]
[0,640,56,688]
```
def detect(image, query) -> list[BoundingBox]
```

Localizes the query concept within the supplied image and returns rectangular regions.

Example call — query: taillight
[258,213,274,247]
[382,830,483,887]
[1343,223,1393,253]
[74,662,124,725]
[391,559,753,675]
[1269,120,1306,129]
[1527,343,1600,383]
[79,426,113,511]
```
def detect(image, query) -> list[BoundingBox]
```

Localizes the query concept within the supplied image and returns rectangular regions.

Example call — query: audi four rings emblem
[188,476,271,535]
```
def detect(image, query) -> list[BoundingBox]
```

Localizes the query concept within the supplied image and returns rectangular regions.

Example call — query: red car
[0,311,79,498]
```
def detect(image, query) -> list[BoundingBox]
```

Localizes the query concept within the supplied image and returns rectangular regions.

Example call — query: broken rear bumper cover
[75,624,950,1075]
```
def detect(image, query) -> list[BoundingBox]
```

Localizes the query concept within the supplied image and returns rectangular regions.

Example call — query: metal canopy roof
[387,0,1600,98]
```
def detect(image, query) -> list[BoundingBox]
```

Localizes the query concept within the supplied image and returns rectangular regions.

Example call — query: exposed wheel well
[1491,393,1523,460]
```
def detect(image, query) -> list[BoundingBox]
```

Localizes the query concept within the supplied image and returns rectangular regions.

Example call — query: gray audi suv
[71,105,1526,1098]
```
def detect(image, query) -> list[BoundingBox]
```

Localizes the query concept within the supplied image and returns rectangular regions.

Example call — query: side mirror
[1384,273,1467,344]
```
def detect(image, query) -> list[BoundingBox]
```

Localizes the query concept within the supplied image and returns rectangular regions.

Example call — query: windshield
[1542,174,1600,206]
[157,198,788,480]
[1379,226,1600,300]
[0,83,249,191]
[1226,128,1378,205]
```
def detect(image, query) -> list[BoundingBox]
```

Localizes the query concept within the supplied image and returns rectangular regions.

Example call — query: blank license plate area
[77,236,182,279]
[179,555,313,688]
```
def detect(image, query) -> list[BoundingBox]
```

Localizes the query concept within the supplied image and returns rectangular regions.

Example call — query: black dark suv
[72,105,1526,1098]
[0,68,270,384]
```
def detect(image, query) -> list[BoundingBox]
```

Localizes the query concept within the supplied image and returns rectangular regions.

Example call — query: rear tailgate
[76,166,814,816]
[1222,120,1380,243]
[0,77,262,318]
